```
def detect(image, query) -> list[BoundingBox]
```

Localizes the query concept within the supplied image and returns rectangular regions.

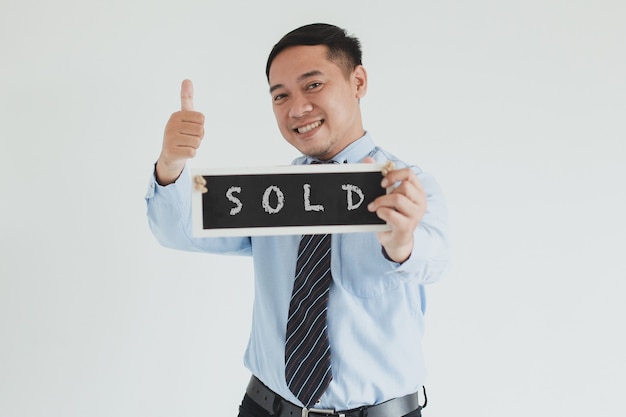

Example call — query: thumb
[362,156,376,164]
[180,79,195,111]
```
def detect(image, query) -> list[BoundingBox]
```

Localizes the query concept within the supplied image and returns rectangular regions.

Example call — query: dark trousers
[237,394,423,417]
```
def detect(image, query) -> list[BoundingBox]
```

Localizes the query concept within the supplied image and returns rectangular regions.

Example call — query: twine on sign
[194,175,208,193]
[381,160,395,177]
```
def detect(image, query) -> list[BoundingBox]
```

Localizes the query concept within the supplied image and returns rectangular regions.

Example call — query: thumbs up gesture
[156,79,205,185]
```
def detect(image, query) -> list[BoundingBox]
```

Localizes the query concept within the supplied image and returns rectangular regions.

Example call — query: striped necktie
[285,233,333,407]
[285,160,334,407]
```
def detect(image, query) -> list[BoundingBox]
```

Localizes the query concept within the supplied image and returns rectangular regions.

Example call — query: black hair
[265,23,363,81]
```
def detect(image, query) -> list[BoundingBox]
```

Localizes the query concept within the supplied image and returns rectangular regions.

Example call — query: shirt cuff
[145,163,191,207]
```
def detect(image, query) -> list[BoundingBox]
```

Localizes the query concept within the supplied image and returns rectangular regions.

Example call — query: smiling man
[268,44,367,162]
[146,23,450,417]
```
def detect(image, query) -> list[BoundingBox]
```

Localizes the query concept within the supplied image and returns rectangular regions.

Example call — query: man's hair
[265,23,363,81]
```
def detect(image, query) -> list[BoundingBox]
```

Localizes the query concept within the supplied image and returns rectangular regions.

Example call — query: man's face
[268,45,367,161]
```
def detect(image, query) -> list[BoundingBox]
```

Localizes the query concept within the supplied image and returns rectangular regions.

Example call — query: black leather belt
[246,376,423,417]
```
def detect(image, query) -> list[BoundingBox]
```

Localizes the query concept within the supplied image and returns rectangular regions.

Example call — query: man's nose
[288,94,313,118]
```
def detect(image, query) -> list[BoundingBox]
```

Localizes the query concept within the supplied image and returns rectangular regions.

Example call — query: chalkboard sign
[191,164,390,237]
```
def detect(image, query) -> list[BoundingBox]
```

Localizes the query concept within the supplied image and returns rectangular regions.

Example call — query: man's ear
[353,65,368,99]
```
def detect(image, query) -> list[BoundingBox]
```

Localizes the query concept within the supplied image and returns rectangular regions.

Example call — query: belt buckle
[301,407,338,417]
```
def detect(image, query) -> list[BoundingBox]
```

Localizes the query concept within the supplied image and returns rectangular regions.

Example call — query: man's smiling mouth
[295,120,323,134]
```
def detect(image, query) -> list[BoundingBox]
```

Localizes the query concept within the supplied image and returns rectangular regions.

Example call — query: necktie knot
[311,159,339,165]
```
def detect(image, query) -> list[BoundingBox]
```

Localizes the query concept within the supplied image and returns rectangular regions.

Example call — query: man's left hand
[365,158,427,263]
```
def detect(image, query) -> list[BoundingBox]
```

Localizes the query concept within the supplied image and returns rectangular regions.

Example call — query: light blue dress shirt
[145,133,450,410]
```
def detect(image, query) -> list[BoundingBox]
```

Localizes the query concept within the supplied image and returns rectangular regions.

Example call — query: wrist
[155,158,184,186]
[381,241,413,264]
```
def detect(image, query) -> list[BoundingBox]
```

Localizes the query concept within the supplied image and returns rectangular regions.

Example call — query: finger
[181,79,195,111]
[169,110,204,125]
[381,167,420,189]
[177,122,205,138]
[173,135,202,149]
[362,156,376,164]
[370,193,419,217]
[389,180,425,205]
[375,206,412,227]
[164,115,204,137]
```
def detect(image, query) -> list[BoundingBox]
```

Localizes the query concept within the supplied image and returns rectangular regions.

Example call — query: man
[146,23,449,417]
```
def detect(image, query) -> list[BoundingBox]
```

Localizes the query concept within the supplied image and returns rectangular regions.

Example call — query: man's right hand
[155,79,205,185]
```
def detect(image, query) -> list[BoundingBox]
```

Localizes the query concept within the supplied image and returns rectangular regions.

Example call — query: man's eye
[307,82,322,90]
[273,93,287,101]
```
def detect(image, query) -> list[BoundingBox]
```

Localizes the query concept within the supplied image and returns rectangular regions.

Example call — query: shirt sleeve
[145,164,252,255]
[392,169,450,284]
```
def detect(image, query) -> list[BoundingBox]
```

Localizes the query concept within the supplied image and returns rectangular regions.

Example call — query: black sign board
[191,164,390,237]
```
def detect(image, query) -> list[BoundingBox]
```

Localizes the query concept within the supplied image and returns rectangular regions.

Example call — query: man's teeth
[297,121,322,133]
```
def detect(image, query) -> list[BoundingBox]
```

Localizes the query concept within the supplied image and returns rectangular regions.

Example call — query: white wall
[1,1,624,416]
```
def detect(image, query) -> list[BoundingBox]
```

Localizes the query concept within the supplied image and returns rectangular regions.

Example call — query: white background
[1,1,624,416]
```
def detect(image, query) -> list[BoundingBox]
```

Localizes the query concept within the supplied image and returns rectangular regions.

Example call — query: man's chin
[292,139,327,158]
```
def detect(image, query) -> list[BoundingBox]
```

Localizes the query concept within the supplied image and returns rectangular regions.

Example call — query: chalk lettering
[303,184,324,212]
[342,184,365,210]
[262,185,285,214]
[226,186,243,215]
